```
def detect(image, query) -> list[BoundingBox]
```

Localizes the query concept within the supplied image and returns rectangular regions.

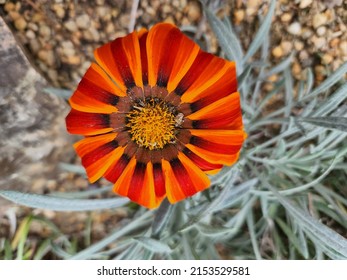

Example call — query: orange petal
[185,129,246,166]
[175,51,235,103]
[186,144,241,166]
[113,156,137,197]
[162,159,186,203]
[73,133,121,183]
[69,63,126,113]
[163,153,210,204]
[127,162,164,209]
[146,23,200,89]
[185,92,244,130]
[94,31,143,91]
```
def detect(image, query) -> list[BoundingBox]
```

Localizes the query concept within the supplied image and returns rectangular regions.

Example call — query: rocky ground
[0,0,346,257]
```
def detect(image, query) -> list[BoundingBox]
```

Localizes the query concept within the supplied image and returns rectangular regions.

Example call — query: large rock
[0,17,73,210]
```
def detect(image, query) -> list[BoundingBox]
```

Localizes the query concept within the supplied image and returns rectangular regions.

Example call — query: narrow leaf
[203,5,243,73]
[134,237,172,253]
[268,185,347,259]
[302,62,347,101]
[0,190,129,211]
[243,0,276,63]
[151,199,174,238]
[43,87,73,100]
[297,117,347,132]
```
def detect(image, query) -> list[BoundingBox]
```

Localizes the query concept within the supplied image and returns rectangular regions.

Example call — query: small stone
[96,0,105,5]
[292,62,301,77]
[299,0,312,9]
[61,40,75,56]
[8,11,20,21]
[76,14,90,29]
[272,46,283,58]
[281,13,292,22]
[65,55,81,65]
[64,20,78,32]
[39,24,51,38]
[234,10,245,24]
[47,69,58,82]
[339,41,347,56]
[32,12,44,22]
[329,38,339,48]
[321,53,333,65]
[96,6,108,18]
[119,14,130,28]
[163,16,175,25]
[25,29,36,40]
[14,17,27,31]
[4,2,15,12]
[162,4,171,14]
[29,39,41,53]
[294,41,304,51]
[312,13,327,29]
[311,36,326,49]
[53,4,65,18]
[28,22,38,31]
[280,41,293,55]
[186,1,201,21]
[316,26,327,36]
[83,27,100,42]
[288,22,301,35]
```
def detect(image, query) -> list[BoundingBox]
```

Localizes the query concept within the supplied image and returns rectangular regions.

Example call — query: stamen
[126,99,178,150]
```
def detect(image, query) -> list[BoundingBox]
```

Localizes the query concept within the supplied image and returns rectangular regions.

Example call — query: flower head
[66,23,247,209]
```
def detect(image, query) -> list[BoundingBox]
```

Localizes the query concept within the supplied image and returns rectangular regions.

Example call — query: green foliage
[2,0,346,260]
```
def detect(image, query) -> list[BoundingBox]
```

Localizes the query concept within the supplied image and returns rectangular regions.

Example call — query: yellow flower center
[126,99,177,150]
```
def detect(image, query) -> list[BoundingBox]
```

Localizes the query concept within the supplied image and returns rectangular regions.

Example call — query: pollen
[126,99,177,150]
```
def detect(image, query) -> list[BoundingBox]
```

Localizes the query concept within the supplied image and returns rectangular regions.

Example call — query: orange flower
[66,23,247,209]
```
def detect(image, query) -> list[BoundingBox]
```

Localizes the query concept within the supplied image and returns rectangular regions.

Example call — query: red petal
[66,109,112,135]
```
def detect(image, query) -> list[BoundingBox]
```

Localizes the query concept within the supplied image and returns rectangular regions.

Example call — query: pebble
[281,13,292,23]
[294,41,304,51]
[76,14,90,29]
[288,22,301,35]
[316,26,327,36]
[64,20,78,32]
[39,24,51,38]
[234,10,245,25]
[53,4,65,18]
[186,1,201,21]
[299,0,312,9]
[321,53,333,64]
[14,17,27,31]
[25,29,36,40]
[312,13,328,29]
[64,55,81,65]
[272,46,283,58]
[311,36,326,49]
[4,2,15,12]
[280,41,293,55]
[339,41,347,56]
[38,49,56,66]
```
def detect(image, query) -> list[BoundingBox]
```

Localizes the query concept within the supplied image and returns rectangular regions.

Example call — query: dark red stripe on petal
[110,38,135,88]
[174,52,214,96]
[170,158,196,196]
[182,147,222,171]
[78,78,119,106]
[139,33,149,85]
[153,163,165,197]
[127,162,146,202]
[192,111,240,129]
[156,28,183,87]
[104,154,130,183]
[190,136,241,154]
[66,110,110,134]
[81,140,118,167]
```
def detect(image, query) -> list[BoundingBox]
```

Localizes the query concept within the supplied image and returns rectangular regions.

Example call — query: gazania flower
[66,23,247,209]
